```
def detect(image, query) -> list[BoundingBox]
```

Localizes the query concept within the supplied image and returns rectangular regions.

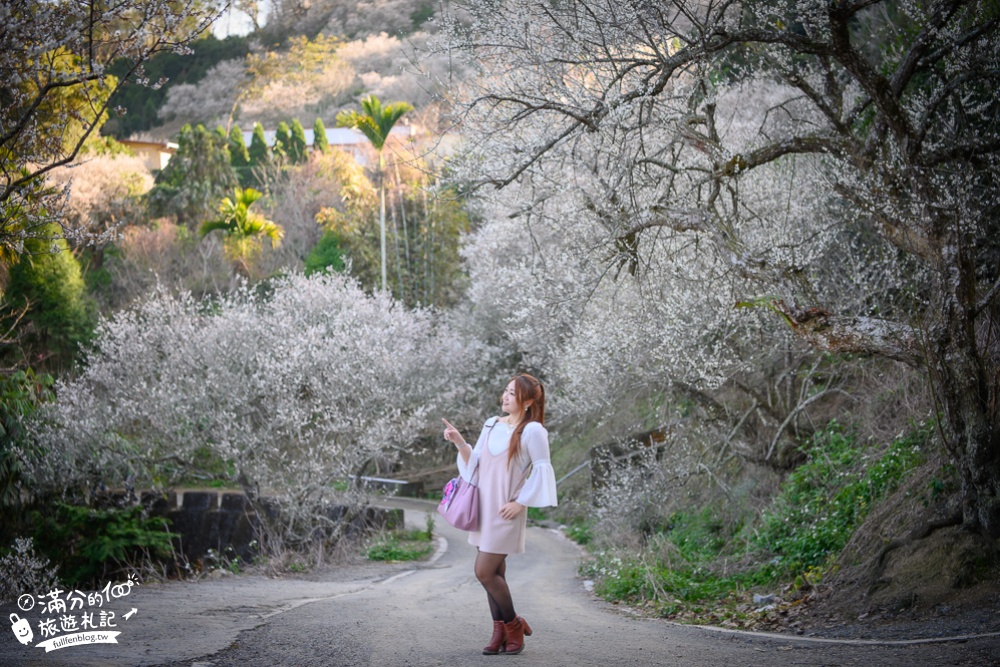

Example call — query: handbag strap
[469,418,500,486]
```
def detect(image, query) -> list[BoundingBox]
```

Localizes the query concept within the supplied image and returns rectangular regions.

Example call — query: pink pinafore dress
[469,422,531,555]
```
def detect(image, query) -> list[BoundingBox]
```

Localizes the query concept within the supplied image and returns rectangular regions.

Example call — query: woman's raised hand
[442,418,466,448]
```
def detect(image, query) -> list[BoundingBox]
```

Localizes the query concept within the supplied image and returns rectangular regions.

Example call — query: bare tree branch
[773,301,924,367]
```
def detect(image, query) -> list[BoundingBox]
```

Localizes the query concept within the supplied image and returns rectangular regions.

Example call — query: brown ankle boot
[483,620,506,655]
[502,616,530,655]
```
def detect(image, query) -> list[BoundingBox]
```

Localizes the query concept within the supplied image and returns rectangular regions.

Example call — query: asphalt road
[2,497,998,666]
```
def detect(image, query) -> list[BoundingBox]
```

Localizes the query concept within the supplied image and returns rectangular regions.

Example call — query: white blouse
[457,418,559,507]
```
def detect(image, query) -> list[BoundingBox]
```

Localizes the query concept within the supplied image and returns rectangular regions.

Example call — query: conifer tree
[248,123,270,166]
[213,126,233,171]
[229,124,250,168]
[289,119,308,164]
[313,118,329,154]
[2,224,94,371]
[274,122,291,161]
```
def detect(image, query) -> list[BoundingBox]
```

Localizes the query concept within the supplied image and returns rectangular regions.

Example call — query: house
[119,139,178,171]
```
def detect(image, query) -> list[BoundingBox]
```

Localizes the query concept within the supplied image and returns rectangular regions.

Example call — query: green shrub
[2,225,95,370]
[304,230,346,275]
[581,549,762,612]
[31,503,174,586]
[146,123,237,229]
[661,507,730,563]
[565,520,593,545]
[0,369,53,515]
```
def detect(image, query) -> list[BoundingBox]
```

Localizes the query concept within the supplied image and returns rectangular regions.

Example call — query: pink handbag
[437,475,479,531]
[438,419,496,531]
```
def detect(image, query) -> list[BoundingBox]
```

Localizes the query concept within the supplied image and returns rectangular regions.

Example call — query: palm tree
[199,187,284,278]
[336,95,413,292]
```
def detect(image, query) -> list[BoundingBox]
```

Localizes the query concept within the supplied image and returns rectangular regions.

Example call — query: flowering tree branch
[0,0,224,257]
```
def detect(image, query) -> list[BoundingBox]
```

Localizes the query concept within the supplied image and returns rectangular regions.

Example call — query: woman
[442,373,558,656]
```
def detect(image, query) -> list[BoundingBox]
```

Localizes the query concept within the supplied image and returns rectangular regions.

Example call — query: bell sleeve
[457,418,496,483]
[515,422,558,507]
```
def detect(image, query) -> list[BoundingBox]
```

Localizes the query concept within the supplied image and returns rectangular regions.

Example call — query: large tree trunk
[944,367,1000,537]
[934,248,1000,537]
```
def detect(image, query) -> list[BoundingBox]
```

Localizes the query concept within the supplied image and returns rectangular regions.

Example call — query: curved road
[2,498,997,666]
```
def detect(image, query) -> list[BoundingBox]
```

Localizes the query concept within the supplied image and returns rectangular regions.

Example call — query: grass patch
[366,533,434,562]
[366,516,436,562]
[752,420,928,575]
[565,519,593,545]
[527,507,548,522]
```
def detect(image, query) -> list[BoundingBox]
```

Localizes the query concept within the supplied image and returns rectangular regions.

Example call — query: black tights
[475,550,515,623]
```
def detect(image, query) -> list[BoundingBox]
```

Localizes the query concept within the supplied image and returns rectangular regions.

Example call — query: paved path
[2,498,997,666]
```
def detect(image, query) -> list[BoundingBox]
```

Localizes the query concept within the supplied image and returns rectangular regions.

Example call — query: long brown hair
[508,373,545,466]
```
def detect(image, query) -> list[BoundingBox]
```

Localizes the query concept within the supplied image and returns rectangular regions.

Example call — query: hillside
[105,1,461,142]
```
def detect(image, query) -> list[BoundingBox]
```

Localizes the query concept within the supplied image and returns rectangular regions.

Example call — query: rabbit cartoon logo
[10,613,33,645]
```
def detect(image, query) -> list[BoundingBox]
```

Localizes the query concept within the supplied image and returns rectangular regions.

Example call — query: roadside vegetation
[576,421,933,627]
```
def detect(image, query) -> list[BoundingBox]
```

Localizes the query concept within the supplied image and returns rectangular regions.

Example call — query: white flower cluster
[0,537,59,605]
[25,273,488,523]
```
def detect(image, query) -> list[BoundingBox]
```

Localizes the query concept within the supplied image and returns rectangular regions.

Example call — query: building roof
[120,139,179,153]
[241,125,415,147]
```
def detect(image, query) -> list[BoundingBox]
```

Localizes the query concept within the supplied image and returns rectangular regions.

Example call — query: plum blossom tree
[157,58,248,129]
[25,272,491,545]
[457,148,858,469]
[445,1,1000,534]
[46,152,154,258]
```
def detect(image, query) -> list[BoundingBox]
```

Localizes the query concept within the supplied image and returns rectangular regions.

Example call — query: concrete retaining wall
[122,490,402,567]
